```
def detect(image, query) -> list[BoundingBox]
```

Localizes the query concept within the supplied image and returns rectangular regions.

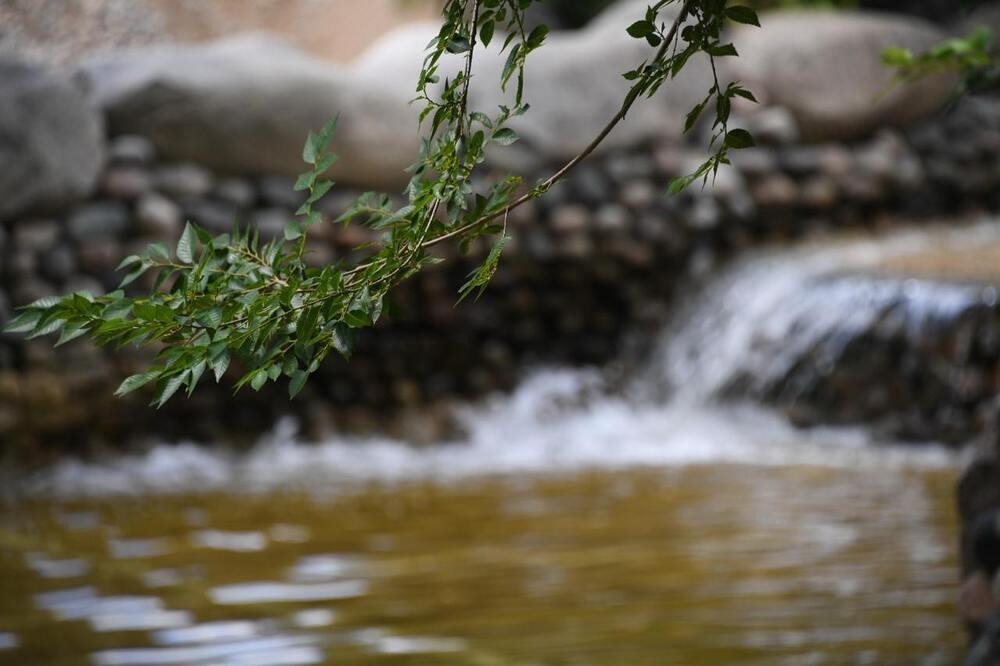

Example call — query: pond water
[0,434,963,665]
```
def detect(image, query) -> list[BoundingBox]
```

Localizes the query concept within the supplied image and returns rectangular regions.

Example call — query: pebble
[108,135,156,165]
[13,219,61,252]
[136,192,183,239]
[154,163,214,198]
[67,203,129,240]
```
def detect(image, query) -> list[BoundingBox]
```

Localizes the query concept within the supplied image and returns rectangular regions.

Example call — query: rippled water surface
[0,462,962,665]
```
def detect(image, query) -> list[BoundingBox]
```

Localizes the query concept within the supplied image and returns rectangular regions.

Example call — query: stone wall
[4,94,1000,454]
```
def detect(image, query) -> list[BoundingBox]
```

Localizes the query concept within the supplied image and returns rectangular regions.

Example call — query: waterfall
[25,222,997,497]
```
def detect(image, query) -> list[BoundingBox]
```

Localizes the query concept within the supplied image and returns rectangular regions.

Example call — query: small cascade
[652,221,1000,442]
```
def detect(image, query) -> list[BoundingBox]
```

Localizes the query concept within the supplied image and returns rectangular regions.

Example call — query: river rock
[0,58,105,221]
[135,192,182,239]
[354,1,708,168]
[80,34,421,189]
[727,11,955,142]
[68,203,130,240]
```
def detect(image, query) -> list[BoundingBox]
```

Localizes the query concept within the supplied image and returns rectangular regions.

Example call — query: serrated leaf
[288,370,308,399]
[211,350,231,382]
[176,222,196,264]
[116,255,142,272]
[153,372,186,408]
[115,371,159,397]
[3,310,42,334]
[54,322,86,347]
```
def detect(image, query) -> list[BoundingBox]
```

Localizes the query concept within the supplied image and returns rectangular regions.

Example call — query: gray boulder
[0,58,105,221]
[355,1,710,169]
[80,34,421,189]
[727,11,955,142]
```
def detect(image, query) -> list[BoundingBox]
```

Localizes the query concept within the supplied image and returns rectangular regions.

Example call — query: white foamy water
[24,221,998,499]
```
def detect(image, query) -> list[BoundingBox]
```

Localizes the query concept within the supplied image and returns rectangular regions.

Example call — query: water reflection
[0,465,963,665]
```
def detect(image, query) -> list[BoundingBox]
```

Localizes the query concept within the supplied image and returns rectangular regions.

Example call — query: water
[2,223,990,665]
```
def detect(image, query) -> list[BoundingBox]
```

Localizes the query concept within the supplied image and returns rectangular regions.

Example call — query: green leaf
[725,6,760,27]
[153,372,186,408]
[115,371,159,397]
[115,255,142,272]
[250,370,268,391]
[881,46,913,66]
[627,20,654,38]
[724,128,756,149]
[211,350,231,382]
[3,310,42,334]
[54,322,87,347]
[493,128,519,146]
[288,370,308,399]
[480,19,495,47]
[526,25,549,49]
[284,220,303,241]
[176,222,196,264]
[707,43,739,58]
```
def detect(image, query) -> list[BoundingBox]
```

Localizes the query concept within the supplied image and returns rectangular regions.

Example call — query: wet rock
[967,614,1000,666]
[135,193,182,239]
[0,57,105,220]
[68,203,130,240]
[961,571,998,626]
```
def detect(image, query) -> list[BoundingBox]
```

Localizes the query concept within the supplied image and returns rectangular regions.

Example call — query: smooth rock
[153,163,214,199]
[727,11,954,142]
[68,203,130,240]
[250,208,292,241]
[108,134,156,165]
[751,174,798,207]
[100,166,152,200]
[40,246,77,284]
[135,193,182,239]
[82,34,421,189]
[13,220,61,253]
[214,177,257,209]
[961,571,998,625]
[0,58,105,220]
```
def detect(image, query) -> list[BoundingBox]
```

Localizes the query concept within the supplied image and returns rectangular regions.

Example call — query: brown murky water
[0,464,962,665]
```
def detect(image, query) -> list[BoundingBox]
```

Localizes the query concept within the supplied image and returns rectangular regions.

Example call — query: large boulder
[727,11,955,142]
[80,34,421,189]
[354,0,710,169]
[0,58,105,221]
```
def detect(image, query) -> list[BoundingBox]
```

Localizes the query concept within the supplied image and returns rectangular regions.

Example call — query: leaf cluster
[6,0,760,406]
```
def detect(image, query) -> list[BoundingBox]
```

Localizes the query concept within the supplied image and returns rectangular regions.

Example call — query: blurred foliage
[883,25,1000,96]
